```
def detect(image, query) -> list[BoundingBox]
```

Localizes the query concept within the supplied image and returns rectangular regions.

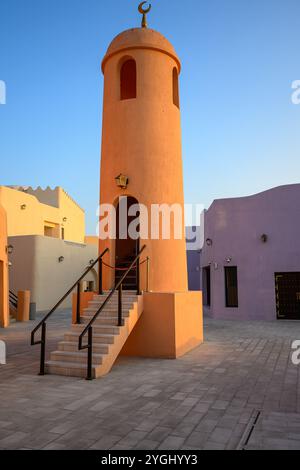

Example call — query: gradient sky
[0,0,299,234]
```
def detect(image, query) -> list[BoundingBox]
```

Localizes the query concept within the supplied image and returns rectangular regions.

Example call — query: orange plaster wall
[0,205,9,328]
[17,290,30,322]
[72,292,95,324]
[174,291,203,357]
[120,292,203,359]
[99,29,188,293]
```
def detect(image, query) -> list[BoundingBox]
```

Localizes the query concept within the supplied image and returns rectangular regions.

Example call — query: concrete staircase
[45,291,143,379]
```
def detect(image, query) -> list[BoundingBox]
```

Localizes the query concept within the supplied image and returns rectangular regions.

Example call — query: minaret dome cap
[102,28,181,74]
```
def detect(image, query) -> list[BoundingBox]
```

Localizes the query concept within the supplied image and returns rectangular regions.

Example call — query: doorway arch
[115,196,140,290]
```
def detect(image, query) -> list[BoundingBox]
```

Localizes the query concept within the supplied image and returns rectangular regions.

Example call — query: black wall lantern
[6,245,14,255]
[261,234,268,243]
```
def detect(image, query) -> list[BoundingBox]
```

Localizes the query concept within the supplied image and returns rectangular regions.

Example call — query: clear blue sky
[1,0,299,234]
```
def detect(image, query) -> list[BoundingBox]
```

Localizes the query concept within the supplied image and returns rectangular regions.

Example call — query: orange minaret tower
[99,3,203,358]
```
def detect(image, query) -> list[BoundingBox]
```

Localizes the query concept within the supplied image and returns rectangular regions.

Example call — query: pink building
[201,184,300,321]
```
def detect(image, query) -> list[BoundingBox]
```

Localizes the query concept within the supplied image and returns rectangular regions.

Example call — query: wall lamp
[6,245,14,255]
[261,234,268,243]
[58,256,65,263]
[226,257,232,264]
[21,204,27,210]
[206,238,213,246]
[115,174,129,189]
[63,217,67,223]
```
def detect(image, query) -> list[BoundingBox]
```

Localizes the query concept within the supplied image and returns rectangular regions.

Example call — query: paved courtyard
[1,312,300,450]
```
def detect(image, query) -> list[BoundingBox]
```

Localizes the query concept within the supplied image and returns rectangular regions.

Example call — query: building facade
[0,186,85,243]
[99,27,188,293]
[201,184,300,321]
[43,6,203,379]
[186,226,202,291]
[0,205,9,328]
[9,236,97,313]
[0,186,97,314]
[98,18,203,357]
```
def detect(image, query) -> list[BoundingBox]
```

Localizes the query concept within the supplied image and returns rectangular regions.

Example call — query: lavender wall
[187,250,201,291]
[201,184,300,321]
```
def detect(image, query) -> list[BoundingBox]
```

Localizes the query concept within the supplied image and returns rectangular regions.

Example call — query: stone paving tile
[134,439,160,450]
[184,431,210,448]
[0,431,29,450]
[89,435,121,450]
[158,435,186,450]
[208,427,233,445]
[172,422,197,438]
[147,426,173,442]
[203,441,226,450]
[1,314,300,450]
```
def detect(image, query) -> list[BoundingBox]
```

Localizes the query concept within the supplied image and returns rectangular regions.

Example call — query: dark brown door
[115,197,140,290]
[224,267,239,308]
[275,273,300,320]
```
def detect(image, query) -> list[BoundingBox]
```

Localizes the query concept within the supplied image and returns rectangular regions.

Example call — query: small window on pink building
[173,67,180,108]
[120,59,137,100]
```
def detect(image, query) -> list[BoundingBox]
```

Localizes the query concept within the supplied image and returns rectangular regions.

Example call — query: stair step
[45,291,142,379]
[74,322,121,334]
[58,341,109,354]
[64,325,115,344]
[93,293,137,299]
[85,303,134,311]
[83,309,130,318]
[80,317,125,326]
[88,299,135,306]
[45,361,95,379]
[50,351,104,365]
[115,276,136,280]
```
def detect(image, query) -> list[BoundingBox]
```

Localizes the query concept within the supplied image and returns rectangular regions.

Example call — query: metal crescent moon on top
[138,1,152,14]
[138,2,152,28]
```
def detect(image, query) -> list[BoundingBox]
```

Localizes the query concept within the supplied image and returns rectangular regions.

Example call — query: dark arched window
[173,67,180,108]
[120,59,137,100]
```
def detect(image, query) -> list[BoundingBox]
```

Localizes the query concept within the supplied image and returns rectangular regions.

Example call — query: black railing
[78,245,146,380]
[9,290,18,310]
[31,248,109,376]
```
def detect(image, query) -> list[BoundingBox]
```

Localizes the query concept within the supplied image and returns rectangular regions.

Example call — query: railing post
[118,284,123,327]
[39,322,46,376]
[137,258,141,295]
[146,257,150,292]
[76,282,81,325]
[86,327,93,381]
[98,257,103,295]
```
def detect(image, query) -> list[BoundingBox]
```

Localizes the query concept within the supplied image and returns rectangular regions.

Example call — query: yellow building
[0,186,97,315]
[0,186,85,244]
[0,204,9,328]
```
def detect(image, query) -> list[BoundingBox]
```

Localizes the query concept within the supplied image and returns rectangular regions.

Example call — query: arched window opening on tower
[173,67,180,108]
[120,59,137,100]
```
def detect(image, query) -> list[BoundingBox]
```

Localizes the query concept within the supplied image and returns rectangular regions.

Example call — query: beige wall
[0,205,9,328]
[9,236,98,312]
[0,186,85,244]
[58,188,85,244]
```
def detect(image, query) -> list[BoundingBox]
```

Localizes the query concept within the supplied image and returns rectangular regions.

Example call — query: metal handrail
[31,248,109,376]
[78,245,146,380]
[9,290,18,301]
[9,290,18,309]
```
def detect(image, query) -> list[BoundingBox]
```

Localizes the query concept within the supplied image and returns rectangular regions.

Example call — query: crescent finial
[138,2,152,28]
